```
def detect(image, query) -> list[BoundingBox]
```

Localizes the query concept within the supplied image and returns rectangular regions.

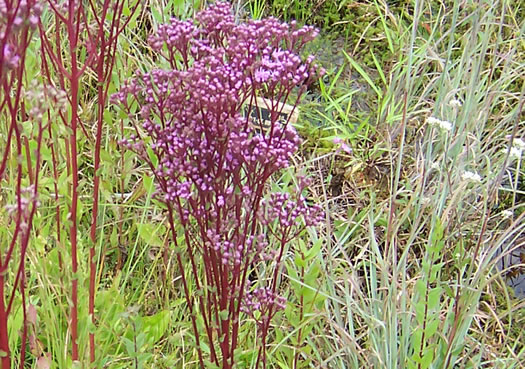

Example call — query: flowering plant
[112,2,323,367]
[0,1,45,368]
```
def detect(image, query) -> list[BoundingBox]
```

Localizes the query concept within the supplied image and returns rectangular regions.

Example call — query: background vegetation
[0,0,523,368]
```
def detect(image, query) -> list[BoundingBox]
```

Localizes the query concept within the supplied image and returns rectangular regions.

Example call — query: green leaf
[428,287,442,310]
[415,279,427,296]
[304,262,321,285]
[142,310,171,344]
[415,302,426,324]
[421,346,436,369]
[299,286,316,301]
[200,341,211,354]
[421,259,431,273]
[411,329,423,353]
[100,148,113,164]
[294,255,306,268]
[219,310,229,321]
[343,50,382,98]
[424,319,439,337]
[110,226,118,247]
[136,223,163,247]
[122,337,135,355]
[444,285,455,299]
[203,360,220,369]
[143,174,154,193]
[136,332,146,349]
[286,263,301,292]
[146,147,158,167]
[305,239,322,261]
[429,240,444,254]
[429,263,443,283]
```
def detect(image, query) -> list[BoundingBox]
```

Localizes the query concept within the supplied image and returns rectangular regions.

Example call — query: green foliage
[268,0,351,31]
[409,219,445,369]
[1,0,523,367]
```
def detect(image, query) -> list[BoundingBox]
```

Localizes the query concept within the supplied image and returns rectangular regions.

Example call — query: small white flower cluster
[501,210,513,219]
[461,170,482,183]
[509,147,522,160]
[24,81,68,121]
[427,116,453,132]
[502,137,524,161]
[448,98,463,109]
[513,138,525,150]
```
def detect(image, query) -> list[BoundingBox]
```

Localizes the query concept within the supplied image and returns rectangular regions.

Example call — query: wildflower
[426,116,441,126]
[112,2,322,366]
[449,98,462,109]
[501,144,523,161]
[2,44,20,69]
[241,286,287,315]
[333,137,352,154]
[427,116,453,132]
[513,138,525,151]
[504,136,525,151]
[509,146,522,161]
[501,210,513,219]
[254,68,271,83]
[461,170,482,183]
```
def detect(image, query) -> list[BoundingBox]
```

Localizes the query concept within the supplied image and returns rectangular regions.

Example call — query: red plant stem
[17,122,45,369]
[46,112,63,269]
[166,206,205,369]
[66,0,82,359]
[230,178,269,359]
[89,20,107,369]
[19,272,27,369]
[88,1,138,362]
[0,2,35,365]
[254,227,292,369]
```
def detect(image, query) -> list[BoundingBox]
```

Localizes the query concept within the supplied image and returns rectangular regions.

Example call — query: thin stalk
[0,1,40,366]
[87,0,136,363]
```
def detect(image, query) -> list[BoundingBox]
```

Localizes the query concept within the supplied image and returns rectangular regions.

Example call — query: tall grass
[312,0,525,367]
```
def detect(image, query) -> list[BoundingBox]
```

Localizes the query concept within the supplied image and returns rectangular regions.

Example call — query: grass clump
[297,0,525,367]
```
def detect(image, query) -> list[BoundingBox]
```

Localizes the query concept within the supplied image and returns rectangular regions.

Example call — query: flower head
[448,98,462,109]
[333,137,352,154]
[509,146,522,161]
[427,116,453,132]
[513,138,525,150]
[501,138,523,161]
[461,170,482,183]
[2,44,20,69]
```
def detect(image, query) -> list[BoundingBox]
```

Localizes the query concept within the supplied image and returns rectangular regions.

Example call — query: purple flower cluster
[259,191,324,228]
[113,2,323,366]
[0,0,42,32]
[258,176,324,230]
[241,284,287,316]
[4,185,39,232]
[2,44,19,69]
[0,1,43,72]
